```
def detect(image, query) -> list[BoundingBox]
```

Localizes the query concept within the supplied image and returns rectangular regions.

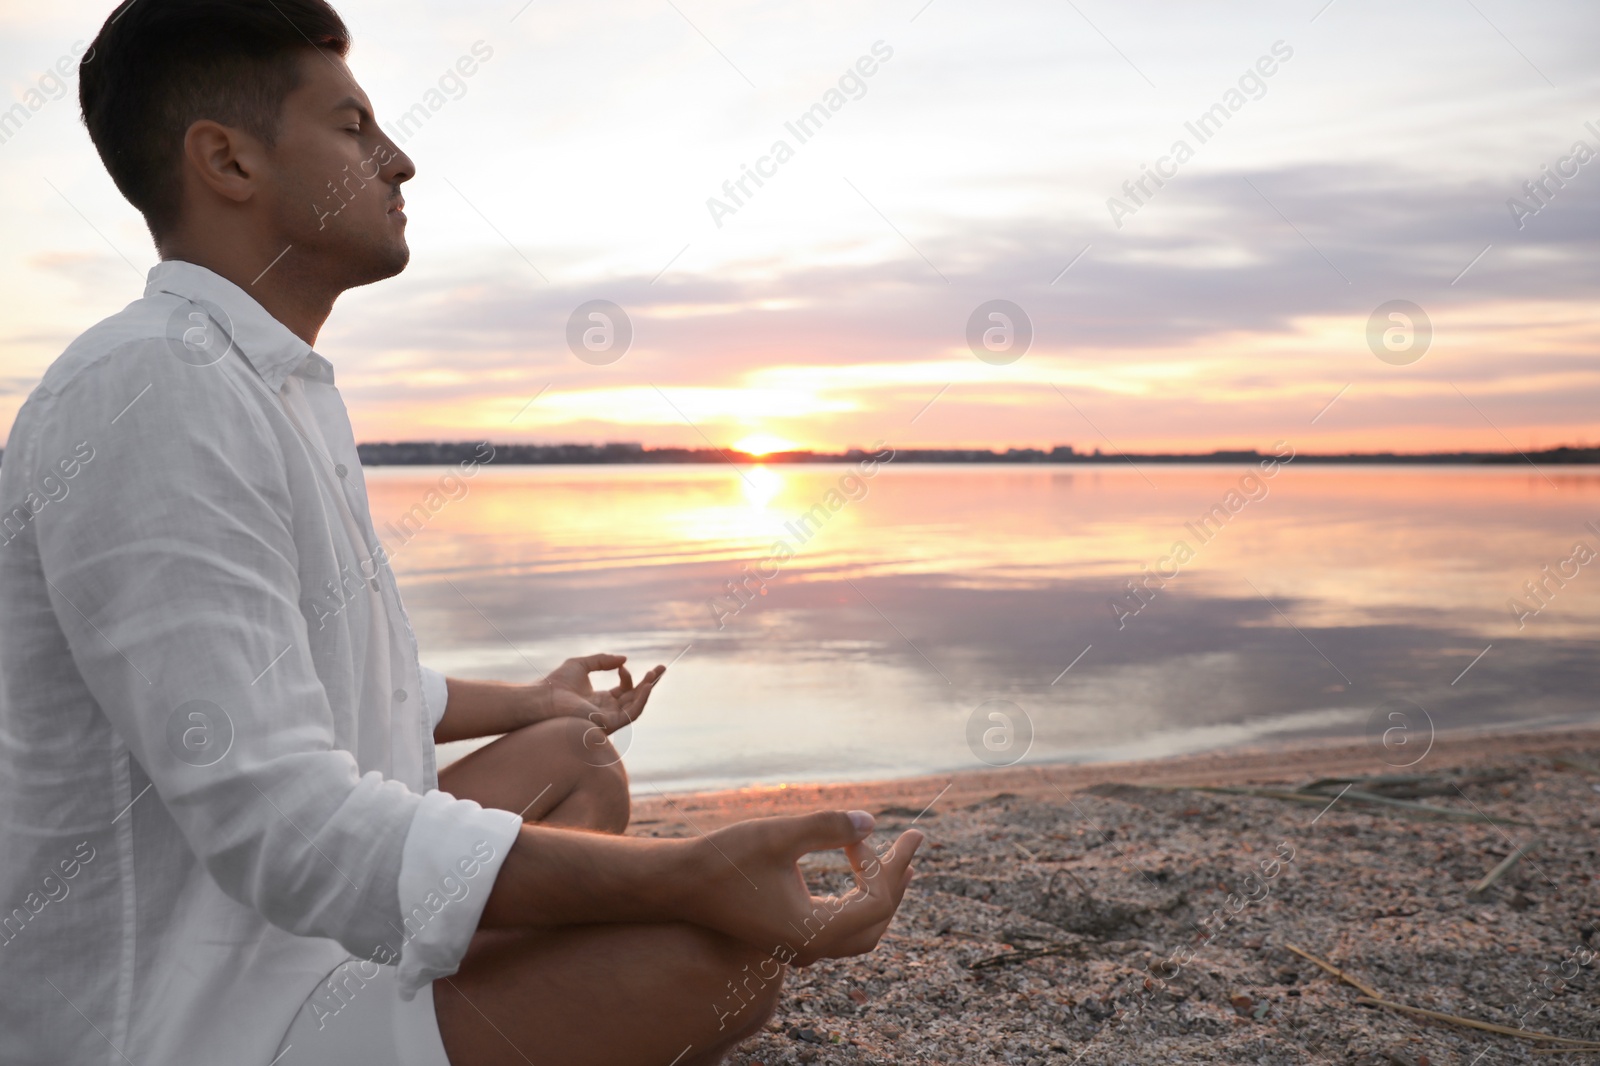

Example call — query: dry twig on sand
[1286,943,1600,1051]
[1284,943,1385,999]
[967,943,1086,970]
[1468,838,1540,897]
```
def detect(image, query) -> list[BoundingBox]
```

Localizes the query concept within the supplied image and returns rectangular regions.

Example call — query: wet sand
[633,725,1600,828]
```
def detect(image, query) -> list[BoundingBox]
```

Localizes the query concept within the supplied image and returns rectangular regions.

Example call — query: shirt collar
[144,259,326,392]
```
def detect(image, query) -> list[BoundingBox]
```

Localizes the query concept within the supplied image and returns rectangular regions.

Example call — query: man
[0,1,922,1063]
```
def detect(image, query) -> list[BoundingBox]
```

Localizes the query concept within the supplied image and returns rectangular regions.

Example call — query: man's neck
[157,244,335,347]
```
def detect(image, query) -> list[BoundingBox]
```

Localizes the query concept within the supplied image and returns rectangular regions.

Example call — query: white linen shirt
[0,260,523,1066]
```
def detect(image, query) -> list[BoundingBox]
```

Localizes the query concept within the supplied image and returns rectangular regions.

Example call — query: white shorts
[273,958,452,1066]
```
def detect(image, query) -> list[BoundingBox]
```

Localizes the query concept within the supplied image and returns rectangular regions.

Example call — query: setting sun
[732,433,799,456]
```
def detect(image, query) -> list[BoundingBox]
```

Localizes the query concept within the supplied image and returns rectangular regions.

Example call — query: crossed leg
[435,717,783,1066]
[439,714,632,833]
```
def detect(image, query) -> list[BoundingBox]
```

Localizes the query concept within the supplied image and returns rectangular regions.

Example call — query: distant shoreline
[10,441,1583,468]
[354,441,1600,466]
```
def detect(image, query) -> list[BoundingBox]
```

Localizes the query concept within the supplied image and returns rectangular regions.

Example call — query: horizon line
[352,441,1600,466]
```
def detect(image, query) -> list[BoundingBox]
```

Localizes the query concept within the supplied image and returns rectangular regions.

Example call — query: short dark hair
[79,0,351,240]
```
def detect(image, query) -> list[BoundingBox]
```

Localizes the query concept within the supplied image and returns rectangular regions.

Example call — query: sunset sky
[1,0,1596,454]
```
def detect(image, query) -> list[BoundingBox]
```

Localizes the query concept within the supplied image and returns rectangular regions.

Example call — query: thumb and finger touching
[556,658,663,733]
[790,826,923,961]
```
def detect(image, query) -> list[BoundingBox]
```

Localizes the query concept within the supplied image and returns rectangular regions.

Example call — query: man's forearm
[434,676,553,743]
[474,812,923,965]
[478,822,703,929]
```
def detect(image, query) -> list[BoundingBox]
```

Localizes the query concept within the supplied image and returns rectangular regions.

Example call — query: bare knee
[533,716,630,834]
[585,755,630,834]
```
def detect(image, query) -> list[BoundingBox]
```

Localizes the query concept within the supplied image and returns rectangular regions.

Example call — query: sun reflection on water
[739,465,785,509]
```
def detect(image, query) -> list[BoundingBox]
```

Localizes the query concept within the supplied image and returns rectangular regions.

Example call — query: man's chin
[346,240,410,288]
[376,241,410,279]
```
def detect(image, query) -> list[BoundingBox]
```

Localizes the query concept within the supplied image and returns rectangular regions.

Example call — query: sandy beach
[632,727,1600,1065]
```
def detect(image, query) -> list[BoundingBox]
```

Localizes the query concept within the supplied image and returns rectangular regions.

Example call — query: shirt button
[393,688,407,702]
[335,464,348,478]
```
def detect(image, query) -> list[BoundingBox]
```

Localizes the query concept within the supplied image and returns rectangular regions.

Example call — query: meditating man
[0,2,921,1063]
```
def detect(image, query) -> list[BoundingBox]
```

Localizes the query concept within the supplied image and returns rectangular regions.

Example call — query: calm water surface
[367,463,1600,792]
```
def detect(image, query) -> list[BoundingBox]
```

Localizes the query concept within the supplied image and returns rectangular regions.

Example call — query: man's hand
[682,811,923,966]
[433,654,665,744]
[540,653,665,734]
[482,809,923,972]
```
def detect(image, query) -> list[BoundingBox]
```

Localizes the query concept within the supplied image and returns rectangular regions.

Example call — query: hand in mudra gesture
[540,653,665,734]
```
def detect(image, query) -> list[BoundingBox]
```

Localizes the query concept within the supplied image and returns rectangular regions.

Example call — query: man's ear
[182,119,264,206]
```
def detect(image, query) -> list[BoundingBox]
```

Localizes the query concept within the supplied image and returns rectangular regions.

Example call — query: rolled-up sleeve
[395,792,521,996]
[31,341,508,967]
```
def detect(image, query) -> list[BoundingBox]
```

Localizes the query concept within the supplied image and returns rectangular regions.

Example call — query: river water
[366,462,1600,792]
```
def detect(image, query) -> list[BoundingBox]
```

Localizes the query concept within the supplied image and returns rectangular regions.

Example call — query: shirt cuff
[394,789,523,999]
[419,665,450,732]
